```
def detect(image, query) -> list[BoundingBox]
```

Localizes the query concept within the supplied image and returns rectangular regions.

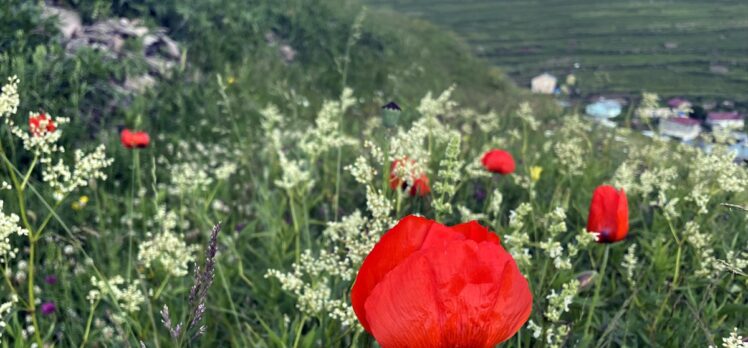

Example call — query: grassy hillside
[367,0,748,103]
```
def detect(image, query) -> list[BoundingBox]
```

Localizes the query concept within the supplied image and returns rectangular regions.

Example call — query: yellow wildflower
[530,166,543,182]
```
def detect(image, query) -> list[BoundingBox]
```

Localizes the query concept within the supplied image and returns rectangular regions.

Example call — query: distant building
[531,73,557,94]
[668,98,691,109]
[706,111,744,130]
[659,117,701,141]
[585,99,622,119]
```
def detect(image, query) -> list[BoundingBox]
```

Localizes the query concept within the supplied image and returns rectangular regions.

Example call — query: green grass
[367,0,748,103]
[0,0,746,347]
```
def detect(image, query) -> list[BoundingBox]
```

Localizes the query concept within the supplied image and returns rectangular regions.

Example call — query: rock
[42,6,82,39]
[123,75,157,94]
[279,44,297,63]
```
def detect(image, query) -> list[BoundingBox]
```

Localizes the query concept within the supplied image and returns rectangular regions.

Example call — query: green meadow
[368,0,748,103]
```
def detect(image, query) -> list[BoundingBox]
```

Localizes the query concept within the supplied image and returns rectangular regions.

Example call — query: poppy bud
[120,129,151,149]
[587,185,629,243]
[575,270,598,291]
[381,101,401,128]
[481,149,516,174]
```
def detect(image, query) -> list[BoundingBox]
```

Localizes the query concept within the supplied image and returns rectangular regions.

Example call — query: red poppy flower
[351,215,532,347]
[389,158,430,197]
[29,113,56,135]
[120,129,151,149]
[587,185,629,243]
[481,149,516,174]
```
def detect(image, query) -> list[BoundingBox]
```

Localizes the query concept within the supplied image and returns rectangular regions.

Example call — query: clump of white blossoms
[274,150,314,194]
[0,201,29,262]
[266,212,373,327]
[432,134,463,217]
[416,85,458,143]
[0,76,20,118]
[1,76,113,199]
[138,209,197,277]
[541,279,580,348]
[622,243,639,285]
[504,202,534,267]
[0,294,17,338]
[538,207,573,270]
[300,87,358,159]
[89,275,146,314]
[43,144,113,198]
[517,102,540,131]
[710,328,748,348]
[170,161,214,195]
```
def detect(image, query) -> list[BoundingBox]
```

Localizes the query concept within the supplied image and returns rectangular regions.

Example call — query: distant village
[531,72,748,163]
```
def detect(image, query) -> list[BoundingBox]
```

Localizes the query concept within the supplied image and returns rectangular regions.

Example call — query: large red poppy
[389,158,430,197]
[351,215,532,347]
[120,129,150,149]
[587,185,629,243]
[29,113,56,135]
[481,149,515,174]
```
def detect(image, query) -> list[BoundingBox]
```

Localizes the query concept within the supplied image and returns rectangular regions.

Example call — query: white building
[706,111,744,130]
[659,117,701,141]
[531,73,557,94]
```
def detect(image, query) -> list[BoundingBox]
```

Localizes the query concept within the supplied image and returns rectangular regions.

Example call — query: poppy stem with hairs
[126,150,139,282]
[582,244,610,344]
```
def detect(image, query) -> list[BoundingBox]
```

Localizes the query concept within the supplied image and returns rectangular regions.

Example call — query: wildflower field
[1,0,747,347]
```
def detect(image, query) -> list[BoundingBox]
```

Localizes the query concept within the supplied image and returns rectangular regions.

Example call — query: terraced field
[367,0,748,102]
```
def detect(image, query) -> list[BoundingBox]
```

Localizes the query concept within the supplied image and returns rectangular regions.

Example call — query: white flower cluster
[432,134,463,216]
[0,294,18,337]
[345,155,376,185]
[89,275,145,314]
[417,85,457,136]
[689,146,748,194]
[553,137,586,177]
[300,88,358,159]
[487,189,503,218]
[266,212,372,328]
[457,205,486,222]
[138,209,197,277]
[545,279,579,322]
[517,102,539,131]
[710,328,748,348]
[622,243,639,285]
[10,113,69,157]
[635,92,669,120]
[274,150,314,193]
[504,203,533,267]
[389,120,430,181]
[170,161,214,195]
[465,154,491,179]
[684,221,720,278]
[43,145,113,198]
[0,76,19,119]
[0,200,29,262]
[544,324,571,348]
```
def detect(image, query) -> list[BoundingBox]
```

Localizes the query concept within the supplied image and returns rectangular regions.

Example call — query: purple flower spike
[40,302,56,316]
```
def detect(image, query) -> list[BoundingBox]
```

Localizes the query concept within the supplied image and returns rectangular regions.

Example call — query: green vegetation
[0,0,746,347]
[368,0,748,103]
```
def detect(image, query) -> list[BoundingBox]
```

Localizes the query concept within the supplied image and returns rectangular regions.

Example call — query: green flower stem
[583,244,610,342]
